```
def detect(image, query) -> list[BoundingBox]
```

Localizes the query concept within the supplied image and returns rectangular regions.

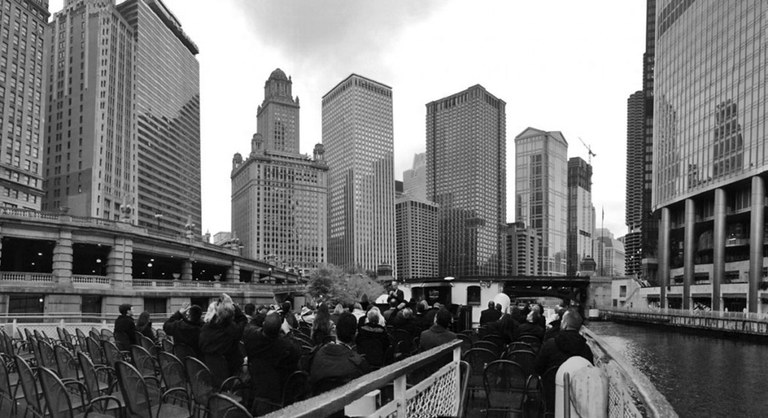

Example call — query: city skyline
[45,0,645,240]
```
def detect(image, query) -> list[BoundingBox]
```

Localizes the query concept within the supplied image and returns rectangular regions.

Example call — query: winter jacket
[419,324,456,352]
[309,342,369,389]
[199,311,247,385]
[163,311,203,357]
[114,315,136,351]
[534,329,594,375]
[355,322,390,367]
[243,327,300,404]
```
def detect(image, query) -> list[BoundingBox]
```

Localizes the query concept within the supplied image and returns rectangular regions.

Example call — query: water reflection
[587,321,768,417]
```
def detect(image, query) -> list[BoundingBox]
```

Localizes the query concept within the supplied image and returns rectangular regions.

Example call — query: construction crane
[578,137,597,164]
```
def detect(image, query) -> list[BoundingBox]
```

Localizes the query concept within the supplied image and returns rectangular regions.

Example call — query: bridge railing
[263,340,463,418]
[583,327,678,418]
[603,306,768,322]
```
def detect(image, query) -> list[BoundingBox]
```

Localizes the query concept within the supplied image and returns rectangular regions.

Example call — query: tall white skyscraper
[322,74,396,275]
[515,127,568,276]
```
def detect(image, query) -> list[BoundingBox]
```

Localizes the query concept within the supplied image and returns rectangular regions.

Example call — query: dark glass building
[427,85,506,278]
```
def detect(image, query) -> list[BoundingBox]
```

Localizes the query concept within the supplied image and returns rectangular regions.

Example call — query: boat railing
[263,340,463,418]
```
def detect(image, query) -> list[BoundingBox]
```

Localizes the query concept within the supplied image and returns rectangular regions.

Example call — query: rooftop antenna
[578,137,597,164]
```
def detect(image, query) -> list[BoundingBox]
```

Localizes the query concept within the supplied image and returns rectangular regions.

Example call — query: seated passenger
[419,308,457,351]
[356,309,390,368]
[310,312,369,393]
[535,308,594,375]
[244,312,301,406]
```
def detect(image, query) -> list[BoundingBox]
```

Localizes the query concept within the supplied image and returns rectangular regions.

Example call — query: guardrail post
[60,319,65,327]
[394,373,407,417]
[12,319,16,338]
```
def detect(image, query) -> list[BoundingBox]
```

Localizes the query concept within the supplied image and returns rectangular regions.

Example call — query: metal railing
[583,327,678,417]
[263,340,463,418]
[603,306,768,322]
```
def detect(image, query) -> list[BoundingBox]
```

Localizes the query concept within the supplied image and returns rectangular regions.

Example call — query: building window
[81,295,102,320]
[9,294,44,319]
[467,285,481,306]
[143,297,167,315]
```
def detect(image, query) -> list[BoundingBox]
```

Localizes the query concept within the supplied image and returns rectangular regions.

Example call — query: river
[587,321,768,417]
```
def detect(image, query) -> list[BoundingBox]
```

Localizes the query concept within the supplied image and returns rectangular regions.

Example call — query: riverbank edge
[599,311,768,342]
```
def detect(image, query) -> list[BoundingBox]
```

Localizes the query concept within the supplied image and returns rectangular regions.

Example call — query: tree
[307,265,384,306]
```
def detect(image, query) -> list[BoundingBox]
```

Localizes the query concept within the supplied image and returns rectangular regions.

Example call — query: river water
[587,321,768,417]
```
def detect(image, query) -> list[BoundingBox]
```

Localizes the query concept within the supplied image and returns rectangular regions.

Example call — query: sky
[50,0,646,239]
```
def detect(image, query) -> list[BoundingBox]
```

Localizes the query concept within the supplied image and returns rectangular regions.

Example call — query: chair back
[162,338,174,353]
[462,347,498,393]
[77,350,109,399]
[184,356,215,406]
[0,330,13,356]
[456,334,473,355]
[483,359,528,413]
[503,350,537,377]
[102,340,123,367]
[114,360,153,418]
[87,336,106,365]
[130,345,157,379]
[139,334,159,357]
[208,393,253,418]
[507,341,536,354]
[90,329,101,341]
[281,370,310,406]
[54,345,80,381]
[517,335,542,350]
[75,328,88,353]
[471,340,501,357]
[158,351,187,392]
[56,327,67,345]
[0,358,15,401]
[482,334,507,349]
[38,366,80,418]
[37,339,57,370]
[100,329,114,343]
[541,365,559,415]
[14,355,42,415]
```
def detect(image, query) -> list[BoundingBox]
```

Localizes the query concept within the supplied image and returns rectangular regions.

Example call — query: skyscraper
[117,0,200,234]
[396,196,438,280]
[641,0,658,283]
[653,0,768,312]
[567,157,595,276]
[403,152,426,200]
[0,0,48,210]
[231,69,328,272]
[43,0,137,220]
[625,91,644,277]
[515,128,568,276]
[505,222,539,276]
[426,85,506,278]
[322,74,396,274]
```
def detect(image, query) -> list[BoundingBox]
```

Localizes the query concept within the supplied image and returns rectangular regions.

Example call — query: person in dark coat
[479,301,502,326]
[243,312,301,406]
[392,307,419,339]
[136,311,156,342]
[355,310,391,368]
[486,306,520,344]
[114,303,136,351]
[518,310,545,341]
[534,309,594,376]
[544,303,567,341]
[419,309,456,351]
[309,312,369,392]
[198,295,248,386]
[163,303,204,357]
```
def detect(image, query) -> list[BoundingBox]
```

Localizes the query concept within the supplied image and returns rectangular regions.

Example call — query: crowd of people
[112,289,594,415]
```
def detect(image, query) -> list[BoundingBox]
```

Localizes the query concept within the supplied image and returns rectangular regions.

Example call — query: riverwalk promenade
[601,307,768,337]
[0,315,674,417]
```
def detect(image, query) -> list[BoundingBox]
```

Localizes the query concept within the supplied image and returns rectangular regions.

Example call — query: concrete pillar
[53,230,73,285]
[749,176,765,313]
[226,260,240,282]
[182,260,193,281]
[684,199,696,310]
[659,207,670,309]
[107,237,133,285]
[713,188,726,312]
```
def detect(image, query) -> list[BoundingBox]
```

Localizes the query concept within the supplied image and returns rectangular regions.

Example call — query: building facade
[426,85,506,278]
[117,0,200,235]
[395,196,438,280]
[567,157,595,276]
[652,0,768,313]
[595,228,625,277]
[515,127,568,276]
[505,221,539,276]
[322,74,396,275]
[403,152,426,200]
[625,90,645,277]
[0,0,48,210]
[641,0,658,283]
[43,0,137,221]
[232,69,328,272]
